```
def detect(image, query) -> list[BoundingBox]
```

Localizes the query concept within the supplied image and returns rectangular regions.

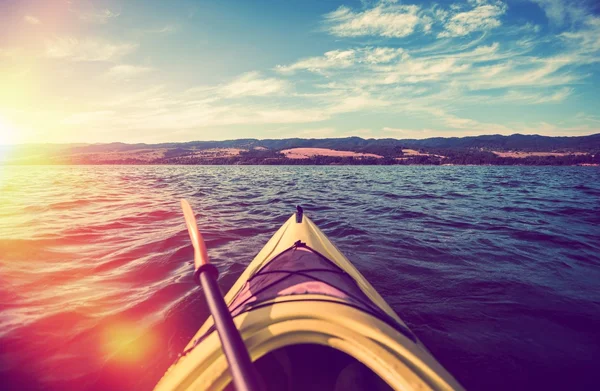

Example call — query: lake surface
[1,165,599,390]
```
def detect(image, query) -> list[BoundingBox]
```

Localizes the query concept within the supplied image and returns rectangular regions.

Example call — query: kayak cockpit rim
[180,242,417,358]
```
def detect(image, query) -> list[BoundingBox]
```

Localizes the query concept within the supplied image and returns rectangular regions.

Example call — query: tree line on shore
[155,149,600,166]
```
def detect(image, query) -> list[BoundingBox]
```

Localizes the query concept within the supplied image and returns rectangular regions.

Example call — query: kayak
[155,208,463,391]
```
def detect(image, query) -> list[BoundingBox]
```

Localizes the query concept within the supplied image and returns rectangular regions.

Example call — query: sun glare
[101,321,158,364]
[0,116,18,145]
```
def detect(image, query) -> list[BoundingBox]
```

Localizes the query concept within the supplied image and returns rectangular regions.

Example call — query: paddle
[180,199,261,391]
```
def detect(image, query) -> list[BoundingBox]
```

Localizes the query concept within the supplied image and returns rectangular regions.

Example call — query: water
[1,165,599,390]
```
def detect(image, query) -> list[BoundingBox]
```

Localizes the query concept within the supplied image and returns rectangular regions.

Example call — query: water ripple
[1,166,599,390]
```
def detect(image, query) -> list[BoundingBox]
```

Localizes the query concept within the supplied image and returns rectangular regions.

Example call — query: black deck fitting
[293,239,306,247]
[296,205,303,223]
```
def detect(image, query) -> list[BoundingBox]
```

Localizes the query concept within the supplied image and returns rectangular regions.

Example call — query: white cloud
[464,55,579,89]
[323,0,508,39]
[382,127,406,132]
[7,0,600,144]
[560,16,600,53]
[273,27,584,125]
[530,0,586,26]
[438,0,507,38]
[132,104,327,129]
[61,110,115,125]
[276,49,356,74]
[534,87,573,103]
[575,113,600,124]
[45,37,137,62]
[106,64,154,79]
[363,47,405,64]
[327,94,390,114]
[63,80,328,133]
[379,55,472,84]
[218,72,289,97]
[531,0,564,25]
[500,87,573,103]
[148,25,177,34]
[102,86,168,108]
[276,47,404,74]
[250,108,327,124]
[69,2,120,24]
[24,15,40,25]
[59,98,330,134]
[324,1,427,38]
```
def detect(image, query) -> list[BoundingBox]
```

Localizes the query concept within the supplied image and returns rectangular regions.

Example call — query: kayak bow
[155,208,463,391]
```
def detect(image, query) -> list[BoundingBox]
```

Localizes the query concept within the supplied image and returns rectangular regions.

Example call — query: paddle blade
[180,199,210,268]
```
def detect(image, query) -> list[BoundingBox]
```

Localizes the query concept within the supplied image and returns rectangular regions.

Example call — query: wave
[1,165,600,391]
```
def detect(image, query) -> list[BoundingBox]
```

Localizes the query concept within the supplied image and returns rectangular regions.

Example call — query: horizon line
[2,132,600,147]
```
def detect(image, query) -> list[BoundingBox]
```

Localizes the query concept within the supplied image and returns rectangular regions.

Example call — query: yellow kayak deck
[155,212,463,391]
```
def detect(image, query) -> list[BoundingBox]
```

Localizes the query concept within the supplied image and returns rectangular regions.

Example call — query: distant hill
[397,133,600,151]
[2,133,599,165]
[70,133,600,152]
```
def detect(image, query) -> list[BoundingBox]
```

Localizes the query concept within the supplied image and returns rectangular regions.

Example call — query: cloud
[327,93,390,114]
[302,43,498,88]
[133,25,179,37]
[363,47,405,64]
[275,47,404,74]
[45,37,137,62]
[530,0,586,26]
[463,55,580,89]
[560,16,600,53]
[276,50,356,74]
[499,87,573,103]
[6,0,600,144]
[146,25,177,34]
[382,127,407,133]
[274,24,584,124]
[575,112,600,124]
[533,87,573,103]
[218,72,289,97]
[59,93,330,134]
[69,1,120,24]
[61,110,115,125]
[324,1,428,38]
[106,64,154,79]
[438,0,508,38]
[323,0,508,39]
[249,108,327,124]
[24,15,40,25]
[374,54,472,84]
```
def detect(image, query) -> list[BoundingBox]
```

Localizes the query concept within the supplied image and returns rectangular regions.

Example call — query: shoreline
[2,162,599,167]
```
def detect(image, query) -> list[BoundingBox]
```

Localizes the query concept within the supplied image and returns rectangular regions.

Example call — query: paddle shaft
[181,200,260,391]
[198,266,261,391]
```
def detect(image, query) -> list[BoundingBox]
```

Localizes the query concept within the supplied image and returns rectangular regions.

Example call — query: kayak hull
[155,212,463,391]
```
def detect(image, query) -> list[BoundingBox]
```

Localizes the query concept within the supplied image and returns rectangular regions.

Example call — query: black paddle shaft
[198,265,261,391]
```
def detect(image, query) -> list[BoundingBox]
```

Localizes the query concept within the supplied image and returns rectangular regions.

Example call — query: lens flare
[100,321,158,364]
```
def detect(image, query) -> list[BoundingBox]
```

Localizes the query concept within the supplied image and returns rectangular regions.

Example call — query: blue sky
[0,0,599,143]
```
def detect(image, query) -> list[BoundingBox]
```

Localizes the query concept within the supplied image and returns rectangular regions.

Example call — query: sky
[0,0,599,144]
